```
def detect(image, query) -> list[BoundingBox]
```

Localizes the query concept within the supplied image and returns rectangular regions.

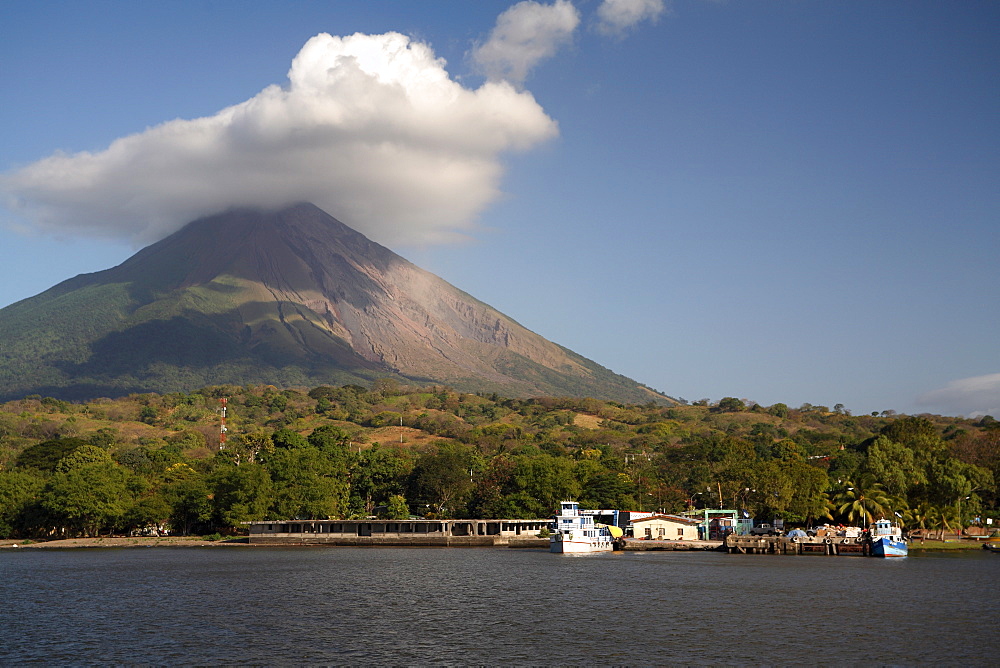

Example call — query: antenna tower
[219,397,228,449]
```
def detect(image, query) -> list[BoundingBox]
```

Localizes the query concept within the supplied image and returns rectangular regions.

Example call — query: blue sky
[1,1,997,416]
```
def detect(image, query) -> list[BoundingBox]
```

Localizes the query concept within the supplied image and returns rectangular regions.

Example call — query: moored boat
[550,501,618,553]
[983,530,1000,553]
[868,518,907,557]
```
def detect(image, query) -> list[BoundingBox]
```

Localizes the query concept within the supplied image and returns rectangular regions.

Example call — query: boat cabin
[555,501,596,531]
[870,518,901,538]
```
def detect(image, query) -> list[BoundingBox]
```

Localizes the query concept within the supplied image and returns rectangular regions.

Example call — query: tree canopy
[0,384,995,538]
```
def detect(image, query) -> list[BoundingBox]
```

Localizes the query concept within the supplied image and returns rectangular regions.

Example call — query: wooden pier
[726,534,871,556]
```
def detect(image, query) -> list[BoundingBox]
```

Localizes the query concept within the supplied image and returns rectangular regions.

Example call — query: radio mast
[219,397,228,449]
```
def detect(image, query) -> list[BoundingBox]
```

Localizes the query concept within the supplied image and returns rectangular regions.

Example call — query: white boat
[549,501,619,553]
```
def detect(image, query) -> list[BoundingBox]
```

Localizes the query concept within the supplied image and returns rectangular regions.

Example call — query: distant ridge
[0,203,674,404]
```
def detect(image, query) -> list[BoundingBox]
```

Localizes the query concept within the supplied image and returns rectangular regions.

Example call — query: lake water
[0,546,996,665]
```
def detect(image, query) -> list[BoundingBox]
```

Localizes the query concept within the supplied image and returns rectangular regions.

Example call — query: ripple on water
[0,547,996,665]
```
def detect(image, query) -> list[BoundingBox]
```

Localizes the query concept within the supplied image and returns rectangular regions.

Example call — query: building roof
[629,514,700,526]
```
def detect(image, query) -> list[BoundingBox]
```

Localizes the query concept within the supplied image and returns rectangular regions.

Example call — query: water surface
[1,547,995,665]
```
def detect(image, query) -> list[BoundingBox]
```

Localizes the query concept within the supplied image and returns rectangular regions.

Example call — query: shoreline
[0,536,249,549]
[0,536,990,552]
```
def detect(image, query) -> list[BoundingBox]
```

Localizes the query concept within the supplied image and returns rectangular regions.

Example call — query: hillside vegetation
[0,382,996,539]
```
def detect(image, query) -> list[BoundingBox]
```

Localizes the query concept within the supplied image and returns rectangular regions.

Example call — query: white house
[629,514,701,540]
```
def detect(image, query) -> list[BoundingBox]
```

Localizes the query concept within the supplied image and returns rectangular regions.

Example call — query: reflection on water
[0,547,996,665]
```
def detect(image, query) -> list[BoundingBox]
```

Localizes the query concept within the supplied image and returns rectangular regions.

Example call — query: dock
[725,534,870,556]
[620,538,723,551]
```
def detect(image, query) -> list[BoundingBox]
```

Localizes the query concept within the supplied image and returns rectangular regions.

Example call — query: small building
[246,518,549,546]
[628,514,701,541]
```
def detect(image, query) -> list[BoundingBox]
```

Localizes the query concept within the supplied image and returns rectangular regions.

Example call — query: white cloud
[916,373,1000,417]
[595,0,667,35]
[0,32,558,246]
[472,0,580,84]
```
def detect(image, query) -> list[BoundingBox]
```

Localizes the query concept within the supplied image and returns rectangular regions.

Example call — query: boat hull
[549,533,614,554]
[870,536,907,557]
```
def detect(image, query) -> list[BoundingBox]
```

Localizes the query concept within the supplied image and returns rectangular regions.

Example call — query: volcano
[0,203,670,403]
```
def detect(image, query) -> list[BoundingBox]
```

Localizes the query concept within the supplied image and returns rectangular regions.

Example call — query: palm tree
[830,475,890,526]
[926,505,945,541]
[928,505,960,540]
[886,494,910,530]
[902,502,933,543]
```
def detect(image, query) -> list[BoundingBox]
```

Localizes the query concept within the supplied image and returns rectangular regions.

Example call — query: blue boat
[868,518,907,557]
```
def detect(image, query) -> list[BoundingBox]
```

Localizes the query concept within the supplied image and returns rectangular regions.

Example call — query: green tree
[16,438,89,472]
[880,416,945,471]
[116,446,181,478]
[383,494,410,519]
[350,445,413,515]
[267,447,346,519]
[732,460,795,520]
[0,470,45,538]
[167,430,207,450]
[210,463,273,528]
[579,469,635,510]
[410,442,480,517]
[55,444,114,472]
[509,454,580,517]
[88,427,119,449]
[122,494,172,535]
[862,435,925,497]
[368,411,402,428]
[783,461,830,524]
[163,476,213,535]
[717,397,747,413]
[268,393,288,413]
[272,428,309,450]
[771,439,804,462]
[218,431,274,466]
[40,462,133,536]
[139,406,158,425]
[308,425,354,469]
[468,456,519,518]
[922,457,993,528]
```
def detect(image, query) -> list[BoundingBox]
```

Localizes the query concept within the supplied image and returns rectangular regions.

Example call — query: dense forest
[0,381,996,539]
